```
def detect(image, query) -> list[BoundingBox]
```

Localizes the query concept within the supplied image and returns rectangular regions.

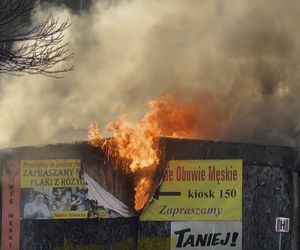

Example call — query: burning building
[0,83,298,250]
[1,0,300,250]
[0,137,297,250]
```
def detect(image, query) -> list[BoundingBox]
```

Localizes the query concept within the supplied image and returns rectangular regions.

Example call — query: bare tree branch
[0,0,73,78]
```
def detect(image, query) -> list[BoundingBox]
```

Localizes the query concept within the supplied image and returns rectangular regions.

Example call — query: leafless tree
[0,0,73,77]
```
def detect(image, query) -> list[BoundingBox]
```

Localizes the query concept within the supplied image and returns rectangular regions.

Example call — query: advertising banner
[171,221,242,250]
[1,158,136,250]
[140,160,242,221]
[84,172,134,218]
[2,160,21,250]
[20,159,89,219]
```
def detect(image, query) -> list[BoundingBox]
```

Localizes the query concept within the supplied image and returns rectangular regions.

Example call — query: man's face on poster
[34,194,44,206]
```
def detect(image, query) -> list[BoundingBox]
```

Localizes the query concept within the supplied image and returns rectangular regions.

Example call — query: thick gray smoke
[1,0,300,148]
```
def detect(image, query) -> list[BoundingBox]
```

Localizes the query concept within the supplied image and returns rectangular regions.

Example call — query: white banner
[171,221,242,250]
[84,172,134,217]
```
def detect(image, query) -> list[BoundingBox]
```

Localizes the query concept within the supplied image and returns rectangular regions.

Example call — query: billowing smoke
[1,0,300,148]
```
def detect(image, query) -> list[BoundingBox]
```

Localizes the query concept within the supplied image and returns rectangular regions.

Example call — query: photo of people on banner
[19,159,132,219]
[21,187,88,219]
[2,159,134,250]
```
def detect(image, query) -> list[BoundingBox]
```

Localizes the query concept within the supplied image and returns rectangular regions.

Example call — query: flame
[88,122,102,147]
[107,116,159,172]
[88,92,223,211]
[134,177,151,211]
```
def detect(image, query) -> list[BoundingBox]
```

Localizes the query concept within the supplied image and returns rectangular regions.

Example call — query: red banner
[1,160,21,250]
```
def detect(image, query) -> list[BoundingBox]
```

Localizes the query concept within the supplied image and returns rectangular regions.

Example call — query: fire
[134,177,151,211]
[88,122,102,147]
[106,116,159,172]
[88,92,223,211]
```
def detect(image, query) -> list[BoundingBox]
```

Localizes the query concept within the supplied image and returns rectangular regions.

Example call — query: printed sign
[2,158,134,250]
[275,217,290,233]
[141,160,242,221]
[20,159,89,219]
[171,221,242,250]
[2,160,21,250]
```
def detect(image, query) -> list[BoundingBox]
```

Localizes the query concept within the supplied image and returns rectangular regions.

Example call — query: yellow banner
[51,209,110,219]
[140,160,242,221]
[21,159,85,188]
[51,211,88,219]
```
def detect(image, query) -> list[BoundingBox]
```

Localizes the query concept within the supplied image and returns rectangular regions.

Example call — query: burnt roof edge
[159,137,295,169]
[0,138,296,169]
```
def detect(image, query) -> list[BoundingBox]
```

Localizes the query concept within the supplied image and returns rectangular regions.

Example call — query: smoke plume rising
[1,0,300,148]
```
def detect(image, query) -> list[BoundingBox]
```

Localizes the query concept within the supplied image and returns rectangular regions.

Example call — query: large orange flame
[107,116,159,172]
[88,92,223,211]
[134,177,151,211]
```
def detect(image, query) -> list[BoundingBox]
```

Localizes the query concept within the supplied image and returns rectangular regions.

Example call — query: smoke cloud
[1,0,300,148]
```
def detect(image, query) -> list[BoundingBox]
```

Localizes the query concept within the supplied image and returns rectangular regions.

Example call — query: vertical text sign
[1,160,21,250]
